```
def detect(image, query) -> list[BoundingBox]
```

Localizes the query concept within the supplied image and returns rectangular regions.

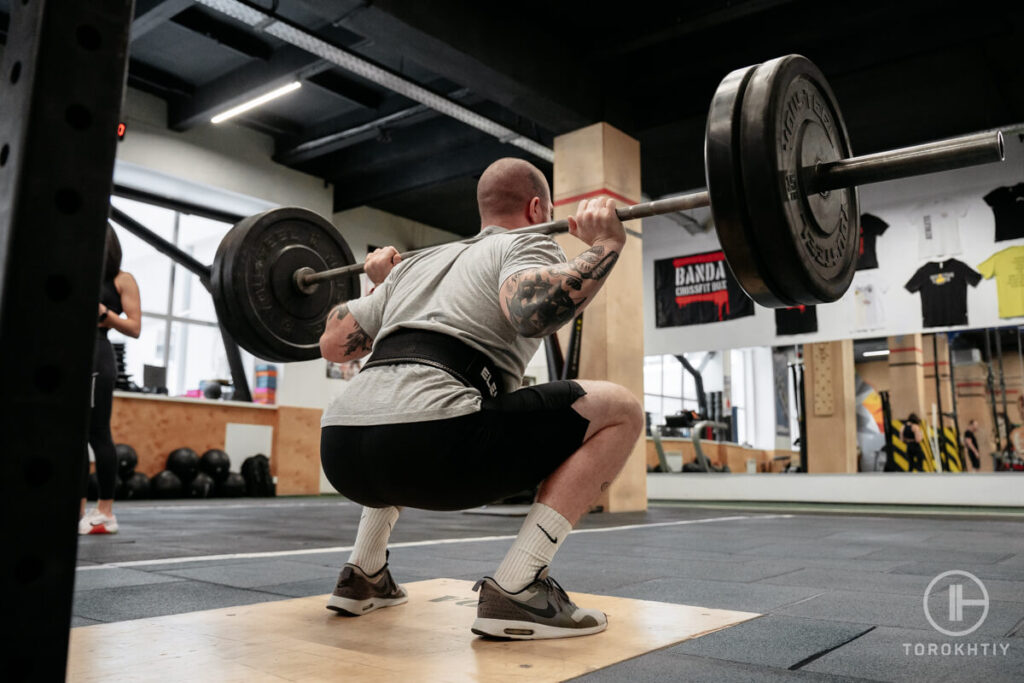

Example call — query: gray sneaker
[326,562,408,616]
[471,568,607,640]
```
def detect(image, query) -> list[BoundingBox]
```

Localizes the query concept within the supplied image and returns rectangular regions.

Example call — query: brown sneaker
[326,562,407,616]
[471,568,607,640]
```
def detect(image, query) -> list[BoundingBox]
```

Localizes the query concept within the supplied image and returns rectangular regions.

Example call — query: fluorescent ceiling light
[863,349,890,357]
[195,0,554,162]
[211,81,302,124]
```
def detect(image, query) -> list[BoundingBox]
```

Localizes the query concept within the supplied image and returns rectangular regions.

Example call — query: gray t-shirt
[321,226,566,426]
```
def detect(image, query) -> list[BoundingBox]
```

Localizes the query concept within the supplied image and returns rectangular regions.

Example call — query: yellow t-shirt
[978,246,1024,318]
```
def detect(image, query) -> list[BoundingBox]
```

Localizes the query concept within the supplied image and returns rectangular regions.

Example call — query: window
[108,196,255,397]
[644,354,700,432]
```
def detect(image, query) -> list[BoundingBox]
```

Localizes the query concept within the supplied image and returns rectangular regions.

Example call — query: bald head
[477,158,552,229]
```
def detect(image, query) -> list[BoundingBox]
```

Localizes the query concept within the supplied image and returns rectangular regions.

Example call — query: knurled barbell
[210,54,1005,362]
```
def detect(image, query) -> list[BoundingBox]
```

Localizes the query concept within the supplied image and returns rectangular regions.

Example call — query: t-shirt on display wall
[643,132,1024,356]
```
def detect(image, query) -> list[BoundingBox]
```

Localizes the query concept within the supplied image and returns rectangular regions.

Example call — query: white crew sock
[348,506,400,574]
[493,503,572,592]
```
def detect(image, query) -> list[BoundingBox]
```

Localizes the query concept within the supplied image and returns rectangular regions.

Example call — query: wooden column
[803,340,857,472]
[552,123,646,512]
[888,334,926,419]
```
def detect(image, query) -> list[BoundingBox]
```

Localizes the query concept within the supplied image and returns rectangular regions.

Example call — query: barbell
[210,54,1005,363]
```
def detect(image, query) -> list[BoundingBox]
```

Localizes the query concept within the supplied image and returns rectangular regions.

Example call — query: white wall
[643,128,1024,356]
[117,88,332,216]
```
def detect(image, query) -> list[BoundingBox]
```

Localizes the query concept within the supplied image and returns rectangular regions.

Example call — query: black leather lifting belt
[361,328,505,398]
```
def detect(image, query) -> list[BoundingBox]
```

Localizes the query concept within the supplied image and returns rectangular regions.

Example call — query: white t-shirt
[322,226,566,426]
[911,199,966,259]
[852,277,887,331]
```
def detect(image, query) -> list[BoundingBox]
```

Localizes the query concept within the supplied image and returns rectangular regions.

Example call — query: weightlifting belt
[361,328,505,398]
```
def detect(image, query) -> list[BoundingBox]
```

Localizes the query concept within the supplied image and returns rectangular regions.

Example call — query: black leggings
[83,336,118,500]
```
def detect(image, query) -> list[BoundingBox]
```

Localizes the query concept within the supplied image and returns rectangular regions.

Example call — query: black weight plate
[212,208,360,361]
[212,217,281,361]
[705,63,782,305]
[738,55,858,306]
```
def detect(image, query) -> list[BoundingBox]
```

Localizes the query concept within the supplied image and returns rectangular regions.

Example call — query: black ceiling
[3,0,1022,236]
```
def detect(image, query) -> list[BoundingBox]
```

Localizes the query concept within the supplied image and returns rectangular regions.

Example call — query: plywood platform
[68,579,758,682]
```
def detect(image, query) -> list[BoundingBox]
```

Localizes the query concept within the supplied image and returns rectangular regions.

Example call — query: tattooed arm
[500,197,626,338]
[319,303,374,363]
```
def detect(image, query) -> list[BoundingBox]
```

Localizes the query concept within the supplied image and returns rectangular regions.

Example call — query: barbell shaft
[299,190,713,287]
[299,129,1004,289]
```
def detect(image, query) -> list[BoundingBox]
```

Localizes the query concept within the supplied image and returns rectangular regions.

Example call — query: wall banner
[654,250,755,327]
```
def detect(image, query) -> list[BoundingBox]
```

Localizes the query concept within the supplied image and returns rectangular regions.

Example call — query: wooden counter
[646,437,797,473]
[110,391,321,495]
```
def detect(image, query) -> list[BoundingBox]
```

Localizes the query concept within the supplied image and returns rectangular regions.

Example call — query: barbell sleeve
[807,130,1004,194]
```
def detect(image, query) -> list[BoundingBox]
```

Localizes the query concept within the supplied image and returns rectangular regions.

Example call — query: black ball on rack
[216,472,246,498]
[199,449,231,484]
[115,443,138,480]
[188,472,215,498]
[166,447,199,483]
[150,470,183,499]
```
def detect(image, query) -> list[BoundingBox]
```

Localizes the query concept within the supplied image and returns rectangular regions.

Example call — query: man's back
[321,227,564,427]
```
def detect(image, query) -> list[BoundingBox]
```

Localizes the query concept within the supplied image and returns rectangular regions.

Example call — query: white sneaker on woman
[78,509,118,535]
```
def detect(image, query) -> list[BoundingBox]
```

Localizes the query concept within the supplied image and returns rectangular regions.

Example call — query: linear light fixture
[863,349,890,357]
[194,0,555,162]
[211,81,302,124]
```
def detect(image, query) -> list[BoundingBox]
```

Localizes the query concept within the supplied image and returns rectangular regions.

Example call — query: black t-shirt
[984,184,1024,242]
[775,305,818,335]
[965,429,978,451]
[904,259,982,328]
[856,213,889,270]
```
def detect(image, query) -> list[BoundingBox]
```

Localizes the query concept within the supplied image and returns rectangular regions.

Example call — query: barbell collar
[298,189,713,287]
[808,130,1004,194]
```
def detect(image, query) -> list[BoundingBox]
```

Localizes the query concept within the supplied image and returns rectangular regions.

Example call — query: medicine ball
[166,447,199,483]
[199,449,231,483]
[150,470,183,499]
[188,472,215,499]
[216,471,246,498]
[115,443,138,480]
[122,472,150,500]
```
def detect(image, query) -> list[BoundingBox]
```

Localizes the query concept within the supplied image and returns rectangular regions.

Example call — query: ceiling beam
[322,113,549,211]
[332,137,540,212]
[130,0,193,43]
[276,86,474,165]
[170,6,273,60]
[332,0,597,133]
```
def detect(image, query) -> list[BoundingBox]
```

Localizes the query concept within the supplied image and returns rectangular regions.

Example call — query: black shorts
[321,380,589,510]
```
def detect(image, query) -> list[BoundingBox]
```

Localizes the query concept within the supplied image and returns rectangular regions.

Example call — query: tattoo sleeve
[501,244,620,337]
[325,302,372,358]
[343,326,373,356]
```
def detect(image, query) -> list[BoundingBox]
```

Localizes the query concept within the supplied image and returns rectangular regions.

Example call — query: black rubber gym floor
[74,499,1024,681]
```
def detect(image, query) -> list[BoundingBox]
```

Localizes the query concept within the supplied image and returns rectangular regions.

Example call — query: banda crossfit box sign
[654,250,755,327]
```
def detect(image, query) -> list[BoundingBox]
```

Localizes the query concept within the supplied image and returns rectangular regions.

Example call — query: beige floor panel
[68,578,759,682]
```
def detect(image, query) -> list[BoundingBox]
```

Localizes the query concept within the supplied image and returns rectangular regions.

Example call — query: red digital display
[117,122,126,140]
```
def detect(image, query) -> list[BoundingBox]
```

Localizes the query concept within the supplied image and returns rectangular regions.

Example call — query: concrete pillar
[552,123,645,512]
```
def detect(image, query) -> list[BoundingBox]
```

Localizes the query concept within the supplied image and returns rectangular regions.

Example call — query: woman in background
[79,225,141,534]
